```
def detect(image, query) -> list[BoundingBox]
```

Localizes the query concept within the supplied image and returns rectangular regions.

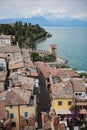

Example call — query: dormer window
[7,54,10,57]
[79,93,82,96]
[27,96,34,107]
[75,93,82,96]
[29,96,34,106]
[75,93,78,96]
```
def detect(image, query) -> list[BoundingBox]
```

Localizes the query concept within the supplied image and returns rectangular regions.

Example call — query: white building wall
[0,58,7,70]
[0,39,11,45]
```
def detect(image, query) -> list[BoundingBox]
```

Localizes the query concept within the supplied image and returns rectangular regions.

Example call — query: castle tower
[49,44,58,62]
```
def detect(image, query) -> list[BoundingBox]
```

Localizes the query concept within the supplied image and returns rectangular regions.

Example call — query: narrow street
[37,77,51,129]
[39,80,51,111]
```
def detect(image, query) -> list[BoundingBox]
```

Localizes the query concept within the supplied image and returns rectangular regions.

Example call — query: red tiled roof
[35,61,50,78]
[18,68,38,77]
[0,45,20,53]
[0,101,6,119]
[0,53,6,58]
[27,71,38,77]
[25,63,34,68]
[0,91,6,119]
[21,83,34,91]
[51,80,74,98]
[9,72,35,86]
[0,71,7,81]
[84,78,87,83]
[72,78,86,92]
[50,68,79,78]
[5,87,32,106]
[0,34,11,39]
[35,62,79,79]
[9,54,24,70]
[9,62,24,70]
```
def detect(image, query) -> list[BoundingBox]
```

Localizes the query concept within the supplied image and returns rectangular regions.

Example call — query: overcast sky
[0,0,87,20]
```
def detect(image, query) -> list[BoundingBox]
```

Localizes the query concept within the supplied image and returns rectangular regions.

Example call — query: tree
[31,52,40,62]
[0,21,48,49]
[43,54,52,62]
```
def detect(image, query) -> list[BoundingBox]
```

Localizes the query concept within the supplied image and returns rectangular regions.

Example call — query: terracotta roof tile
[21,83,34,91]
[72,78,86,92]
[0,34,11,39]
[0,71,7,81]
[5,87,32,106]
[0,45,20,53]
[0,101,6,119]
[25,63,34,68]
[51,80,74,98]
[18,67,38,77]
[0,53,6,58]
[50,68,79,78]
[9,62,24,70]
[35,61,50,78]
[0,91,6,119]
[9,54,24,70]
[84,78,87,83]
[35,62,79,79]
[9,72,34,90]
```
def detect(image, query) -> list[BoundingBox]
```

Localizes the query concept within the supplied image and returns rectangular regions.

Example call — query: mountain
[0,16,87,27]
[0,16,52,26]
[49,18,87,26]
[26,16,52,26]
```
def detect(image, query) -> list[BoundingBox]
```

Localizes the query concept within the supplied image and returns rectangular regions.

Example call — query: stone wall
[42,109,66,130]
[20,114,35,130]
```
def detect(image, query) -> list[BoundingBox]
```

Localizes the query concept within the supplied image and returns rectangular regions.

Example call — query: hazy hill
[0,16,87,26]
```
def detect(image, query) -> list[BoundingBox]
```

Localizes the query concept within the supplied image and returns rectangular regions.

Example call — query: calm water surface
[37,27,87,71]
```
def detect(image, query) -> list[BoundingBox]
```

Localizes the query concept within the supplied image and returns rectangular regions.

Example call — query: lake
[37,27,87,71]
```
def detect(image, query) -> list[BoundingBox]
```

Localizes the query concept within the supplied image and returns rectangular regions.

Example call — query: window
[79,93,82,96]
[68,101,72,106]
[47,78,50,82]
[11,122,16,127]
[10,113,14,118]
[75,93,78,96]
[29,96,34,106]
[7,54,10,57]
[58,101,62,106]
[24,112,28,117]
[10,105,13,109]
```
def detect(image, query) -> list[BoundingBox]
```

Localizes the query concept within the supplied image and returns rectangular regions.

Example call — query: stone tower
[49,44,58,62]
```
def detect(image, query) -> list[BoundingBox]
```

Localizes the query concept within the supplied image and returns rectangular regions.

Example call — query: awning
[76,102,87,106]
[55,110,71,114]
[79,109,86,114]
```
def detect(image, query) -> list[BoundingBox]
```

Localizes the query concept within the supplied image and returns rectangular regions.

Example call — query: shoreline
[36,27,87,72]
[77,71,87,73]
[34,36,47,44]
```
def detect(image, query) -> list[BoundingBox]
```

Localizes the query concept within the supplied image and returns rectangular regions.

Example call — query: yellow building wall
[6,106,19,130]
[20,105,35,117]
[6,105,36,130]
[52,98,75,111]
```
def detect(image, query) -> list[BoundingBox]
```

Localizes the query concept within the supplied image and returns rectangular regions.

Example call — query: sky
[0,0,87,21]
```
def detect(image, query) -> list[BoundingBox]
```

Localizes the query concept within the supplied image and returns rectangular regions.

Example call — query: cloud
[0,0,87,20]
[28,8,44,17]
[73,13,87,20]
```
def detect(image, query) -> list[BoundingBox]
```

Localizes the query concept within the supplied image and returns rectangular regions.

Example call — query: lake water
[37,27,87,71]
